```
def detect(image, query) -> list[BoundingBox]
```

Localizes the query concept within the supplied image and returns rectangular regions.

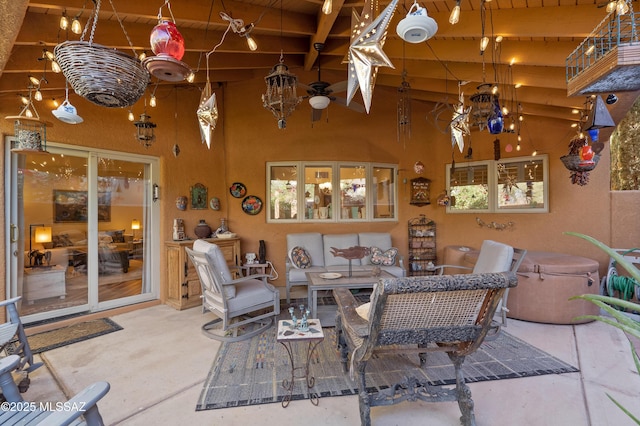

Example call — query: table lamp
[131,219,141,240]
[29,224,52,267]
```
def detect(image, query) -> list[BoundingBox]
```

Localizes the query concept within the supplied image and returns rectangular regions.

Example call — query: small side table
[276,319,324,408]
[240,262,269,277]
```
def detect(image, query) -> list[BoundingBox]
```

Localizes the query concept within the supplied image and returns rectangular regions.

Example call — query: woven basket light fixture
[54,0,149,108]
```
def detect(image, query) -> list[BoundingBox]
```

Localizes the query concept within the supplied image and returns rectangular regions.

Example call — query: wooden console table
[165,238,240,310]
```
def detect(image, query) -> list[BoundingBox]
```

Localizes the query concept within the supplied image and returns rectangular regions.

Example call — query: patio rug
[25,318,122,354]
[196,314,579,410]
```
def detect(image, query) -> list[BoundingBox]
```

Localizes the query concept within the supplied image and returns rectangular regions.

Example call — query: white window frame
[446,154,549,214]
[266,161,398,223]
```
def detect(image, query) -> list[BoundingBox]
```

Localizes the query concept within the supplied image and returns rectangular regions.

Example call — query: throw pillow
[355,302,371,321]
[370,247,398,266]
[289,246,312,269]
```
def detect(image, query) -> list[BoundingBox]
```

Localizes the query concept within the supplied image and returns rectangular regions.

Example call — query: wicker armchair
[334,272,518,426]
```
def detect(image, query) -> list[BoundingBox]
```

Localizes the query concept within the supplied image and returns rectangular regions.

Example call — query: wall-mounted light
[153,184,159,202]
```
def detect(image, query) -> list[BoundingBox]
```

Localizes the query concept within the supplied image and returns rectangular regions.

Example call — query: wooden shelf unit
[408,215,437,276]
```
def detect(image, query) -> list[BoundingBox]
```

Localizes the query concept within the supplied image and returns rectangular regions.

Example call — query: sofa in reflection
[40,229,131,275]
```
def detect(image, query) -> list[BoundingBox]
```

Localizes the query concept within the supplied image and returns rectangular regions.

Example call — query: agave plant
[565,232,640,424]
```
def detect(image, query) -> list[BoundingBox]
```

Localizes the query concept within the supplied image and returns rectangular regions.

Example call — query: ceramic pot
[194,220,211,239]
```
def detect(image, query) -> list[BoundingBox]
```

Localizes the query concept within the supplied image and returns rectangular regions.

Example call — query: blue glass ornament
[487,98,504,134]
[588,128,599,142]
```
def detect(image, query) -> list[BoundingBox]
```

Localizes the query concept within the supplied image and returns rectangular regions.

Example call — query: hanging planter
[561,136,600,185]
[53,0,149,108]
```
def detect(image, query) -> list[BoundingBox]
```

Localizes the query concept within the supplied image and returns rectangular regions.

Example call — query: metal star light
[451,91,470,153]
[346,0,398,113]
[197,81,218,149]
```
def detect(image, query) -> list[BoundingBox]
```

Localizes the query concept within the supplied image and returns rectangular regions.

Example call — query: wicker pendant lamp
[54,0,149,108]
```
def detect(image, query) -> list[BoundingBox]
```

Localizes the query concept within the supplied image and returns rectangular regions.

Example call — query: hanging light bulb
[52,98,59,108]
[20,95,29,105]
[480,36,490,53]
[128,110,135,121]
[34,89,43,102]
[246,34,258,51]
[71,17,82,34]
[532,150,538,156]
[51,60,62,73]
[606,0,617,12]
[585,45,596,56]
[138,51,147,61]
[29,75,40,86]
[322,0,332,15]
[60,13,69,30]
[25,108,33,118]
[616,0,629,15]
[187,72,195,83]
[449,0,461,25]
[502,106,509,115]
[150,95,157,107]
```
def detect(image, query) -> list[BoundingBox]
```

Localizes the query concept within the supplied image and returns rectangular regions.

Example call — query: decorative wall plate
[242,195,262,215]
[229,182,247,198]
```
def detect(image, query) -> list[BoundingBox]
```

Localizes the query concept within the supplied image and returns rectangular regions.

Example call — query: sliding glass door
[5,138,159,324]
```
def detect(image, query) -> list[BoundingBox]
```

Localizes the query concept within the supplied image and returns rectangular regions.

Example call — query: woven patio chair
[186,239,280,342]
[334,271,518,426]
[0,354,109,425]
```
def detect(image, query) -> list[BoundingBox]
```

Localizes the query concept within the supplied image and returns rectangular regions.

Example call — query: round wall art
[242,195,263,215]
[229,182,247,198]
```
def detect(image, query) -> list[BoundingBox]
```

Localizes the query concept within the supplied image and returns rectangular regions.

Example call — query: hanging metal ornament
[450,89,470,153]
[261,53,301,129]
[197,81,218,148]
[6,88,50,153]
[346,0,399,113]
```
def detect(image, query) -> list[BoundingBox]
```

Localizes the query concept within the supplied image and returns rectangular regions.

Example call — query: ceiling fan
[300,43,365,122]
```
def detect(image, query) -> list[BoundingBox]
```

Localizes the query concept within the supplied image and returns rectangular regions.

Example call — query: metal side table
[276,319,324,408]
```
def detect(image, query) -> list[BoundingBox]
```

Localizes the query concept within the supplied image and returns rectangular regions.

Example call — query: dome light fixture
[396,1,438,43]
[309,95,331,110]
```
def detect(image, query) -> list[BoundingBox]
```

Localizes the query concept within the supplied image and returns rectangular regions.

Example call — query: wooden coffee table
[305,271,393,326]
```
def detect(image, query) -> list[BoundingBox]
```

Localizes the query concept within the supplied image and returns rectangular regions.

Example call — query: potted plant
[565,232,640,424]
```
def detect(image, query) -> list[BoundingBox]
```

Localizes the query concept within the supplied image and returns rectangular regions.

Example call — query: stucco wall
[0,71,622,304]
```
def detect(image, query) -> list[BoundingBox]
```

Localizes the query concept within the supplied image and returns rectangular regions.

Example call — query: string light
[60,12,69,30]
[150,95,157,107]
[449,0,461,25]
[322,0,332,15]
[128,110,135,121]
[71,16,82,34]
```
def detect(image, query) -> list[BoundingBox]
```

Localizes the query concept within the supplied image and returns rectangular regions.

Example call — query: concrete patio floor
[20,302,640,426]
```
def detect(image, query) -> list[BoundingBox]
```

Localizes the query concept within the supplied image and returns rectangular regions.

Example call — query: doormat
[26,318,122,354]
[196,323,579,411]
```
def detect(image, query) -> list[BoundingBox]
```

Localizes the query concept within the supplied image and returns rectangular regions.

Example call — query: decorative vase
[487,98,504,135]
[194,220,211,239]
[259,240,266,264]
[149,20,185,60]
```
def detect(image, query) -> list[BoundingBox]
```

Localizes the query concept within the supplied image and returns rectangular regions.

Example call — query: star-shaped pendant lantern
[197,81,218,149]
[346,0,398,113]
[450,91,470,153]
